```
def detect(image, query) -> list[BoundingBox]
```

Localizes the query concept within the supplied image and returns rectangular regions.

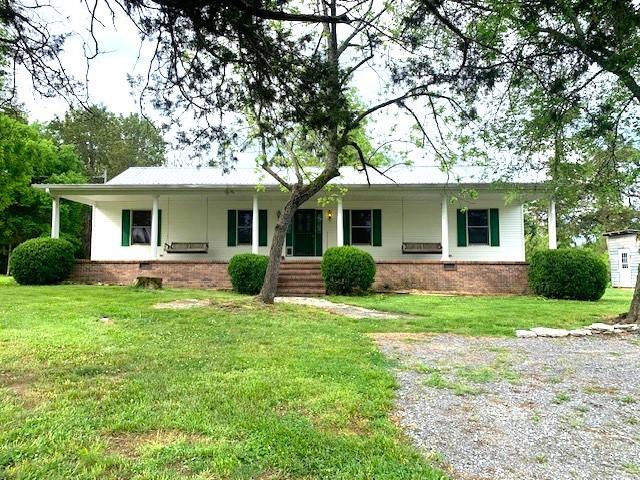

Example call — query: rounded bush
[228,253,269,295]
[9,237,76,285]
[321,246,376,295]
[528,248,608,301]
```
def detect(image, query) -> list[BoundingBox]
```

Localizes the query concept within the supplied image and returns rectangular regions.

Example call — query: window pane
[132,226,151,244]
[467,209,488,227]
[237,210,252,245]
[351,210,371,227]
[352,227,372,244]
[238,227,251,244]
[132,210,151,226]
[238,211,252,228]
[468,227,489,245]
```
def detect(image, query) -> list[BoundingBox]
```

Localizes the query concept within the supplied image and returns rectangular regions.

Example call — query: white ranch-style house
[36,166,554,295]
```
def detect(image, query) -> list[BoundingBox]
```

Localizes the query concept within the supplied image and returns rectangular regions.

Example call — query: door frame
[618,248,632,287]
[287,209,323,257]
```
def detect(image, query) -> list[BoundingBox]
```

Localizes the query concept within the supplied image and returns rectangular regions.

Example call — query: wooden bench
[402,242,442,254]
[164,242,209,254]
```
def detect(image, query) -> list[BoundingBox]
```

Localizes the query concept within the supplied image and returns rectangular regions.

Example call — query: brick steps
[277,261,325,296]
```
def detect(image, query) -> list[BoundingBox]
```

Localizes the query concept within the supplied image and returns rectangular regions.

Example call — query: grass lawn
[0,280,632,479]
[0,282,446,480]
[329,288,633,336]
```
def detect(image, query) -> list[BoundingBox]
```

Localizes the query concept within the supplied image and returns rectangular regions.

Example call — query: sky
[14,1,502,174]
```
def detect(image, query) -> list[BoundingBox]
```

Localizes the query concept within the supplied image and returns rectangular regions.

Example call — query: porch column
[252,194,259,254]
[51,196,60,239]
[151,195,159,259]
[440,196,449,260]
[336,198,344,246]
[548,198,557,249]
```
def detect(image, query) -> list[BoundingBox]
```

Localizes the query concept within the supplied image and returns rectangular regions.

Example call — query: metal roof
[103,165,545,186]
[603,229,640,237]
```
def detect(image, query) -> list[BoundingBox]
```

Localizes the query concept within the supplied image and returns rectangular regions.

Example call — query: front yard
[0,279,634,479]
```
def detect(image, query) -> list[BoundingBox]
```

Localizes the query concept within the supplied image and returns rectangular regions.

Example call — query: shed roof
[603,229,640,237]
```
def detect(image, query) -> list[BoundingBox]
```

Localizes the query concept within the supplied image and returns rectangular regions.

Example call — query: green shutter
[121,210,131,246]
[372,209,382,246]
[456,209,467,247]
[490,208,500,246]
[315,210,323,256]
[259,209,268,246]
[227,210,237,246]
[157,210,162,246]
[343,209,350,245]
[286,223,293,248]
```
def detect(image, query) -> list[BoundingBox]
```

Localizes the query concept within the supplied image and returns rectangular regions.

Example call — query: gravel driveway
[373,333,640,480]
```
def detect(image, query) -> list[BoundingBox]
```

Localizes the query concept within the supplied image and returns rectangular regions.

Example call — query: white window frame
[350,209,373,246]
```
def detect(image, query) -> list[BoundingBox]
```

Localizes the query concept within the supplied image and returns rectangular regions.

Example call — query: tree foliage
[47,106,166,179]
[0,114,87,271]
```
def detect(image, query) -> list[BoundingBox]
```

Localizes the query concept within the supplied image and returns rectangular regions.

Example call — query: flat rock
[531,327,570,337]
[568,328,592,337]
[516,330,537,338]
[614,323,638,331]
[586,323,615,333]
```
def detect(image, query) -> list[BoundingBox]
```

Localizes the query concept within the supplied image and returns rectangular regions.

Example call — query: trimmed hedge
[9,237,76,285]
[321,246,376,295]
[528,248,608,301]
[228,253,269,295]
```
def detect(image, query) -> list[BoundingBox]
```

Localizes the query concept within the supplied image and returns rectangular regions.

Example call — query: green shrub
[9,237,76,285]
[528,248,608,301]
[321,246,376,295]
[228,253,269,295]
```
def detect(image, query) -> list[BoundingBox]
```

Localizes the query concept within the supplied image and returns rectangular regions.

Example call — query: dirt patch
[153,299,212,310]
[105,429,208,458]
[0,372,43,408]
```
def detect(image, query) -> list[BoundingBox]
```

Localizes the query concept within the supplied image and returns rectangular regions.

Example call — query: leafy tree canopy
[46,106,167,180]
[0,114,87,261]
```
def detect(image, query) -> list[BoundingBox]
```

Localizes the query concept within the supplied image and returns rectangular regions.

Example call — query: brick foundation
[71,260,232,289]
[71,260,528,294]
[374,261,529,295]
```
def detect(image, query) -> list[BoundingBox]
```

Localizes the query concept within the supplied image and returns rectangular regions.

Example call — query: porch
[46,189,557,262]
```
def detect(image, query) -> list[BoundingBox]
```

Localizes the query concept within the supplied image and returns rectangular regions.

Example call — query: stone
[614,323,637,331]
[516,330,537,338]
[98,317,113,325]
[568,329,592,337]
[531,327,570,338]
[586,323,615,333]
[134,276,163,289]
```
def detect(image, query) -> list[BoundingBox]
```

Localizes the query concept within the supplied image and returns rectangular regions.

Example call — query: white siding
[447,199,524,262]
[606,234,639,287]
[90,192,525,262]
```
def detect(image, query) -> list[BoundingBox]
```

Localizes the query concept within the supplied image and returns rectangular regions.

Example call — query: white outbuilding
[604,230,639,288]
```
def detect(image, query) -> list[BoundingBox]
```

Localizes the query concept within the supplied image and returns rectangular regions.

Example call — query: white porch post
[252,194,259,254]
[440,196,449,260]
[51,196,60,239]
[151,195,159,259]
[336,198,344,246]
[548,198,557,249]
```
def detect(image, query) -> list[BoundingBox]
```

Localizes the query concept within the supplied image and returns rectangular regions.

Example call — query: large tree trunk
[626,269,640,323]
[259,189,303,303]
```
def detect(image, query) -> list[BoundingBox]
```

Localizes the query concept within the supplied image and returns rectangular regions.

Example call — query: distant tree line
[0,106,166,272]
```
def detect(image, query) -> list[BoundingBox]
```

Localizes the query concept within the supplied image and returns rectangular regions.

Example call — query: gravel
[373,333,640,480]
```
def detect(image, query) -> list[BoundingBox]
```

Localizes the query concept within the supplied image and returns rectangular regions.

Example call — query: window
[131,210,152,245]
[467,209,489,245]
[351,210,372,245]
[622,252,629,269]
[237,210,253,245]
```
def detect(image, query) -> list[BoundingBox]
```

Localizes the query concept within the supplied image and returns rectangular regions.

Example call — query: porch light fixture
[327,210,333,221]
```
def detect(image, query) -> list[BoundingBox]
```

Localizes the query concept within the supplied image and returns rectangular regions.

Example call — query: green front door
[292,209,322,256]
